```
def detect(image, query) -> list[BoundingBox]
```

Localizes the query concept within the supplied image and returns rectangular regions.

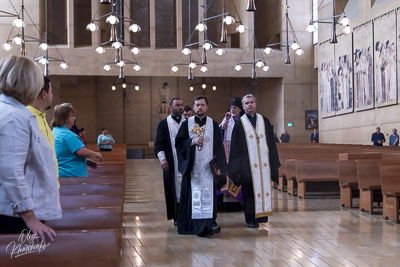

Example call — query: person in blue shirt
[371,126,386,146]
[52,104,102,177]
[389,128,399,146]
[97,127,116,151]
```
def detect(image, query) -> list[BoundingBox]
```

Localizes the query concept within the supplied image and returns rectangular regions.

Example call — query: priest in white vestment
[228,94,281,228]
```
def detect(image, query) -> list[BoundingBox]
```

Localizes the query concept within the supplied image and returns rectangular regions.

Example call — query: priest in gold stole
[228,94,281,228]
[175,95,226,237]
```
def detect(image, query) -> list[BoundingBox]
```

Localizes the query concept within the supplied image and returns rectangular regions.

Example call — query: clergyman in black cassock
[228,94,281,228]
[154,98,185,223]
[175,96,227,236]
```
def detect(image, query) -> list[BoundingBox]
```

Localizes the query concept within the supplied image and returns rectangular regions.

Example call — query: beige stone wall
[0,0,318,145]
[317,0,400,144]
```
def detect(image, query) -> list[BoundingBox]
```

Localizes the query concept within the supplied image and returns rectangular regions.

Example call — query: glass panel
[48,0,67,44]
[74,0,92,46]
[155,0,176,48]
[131,0,150,47]
[182,0,198,48]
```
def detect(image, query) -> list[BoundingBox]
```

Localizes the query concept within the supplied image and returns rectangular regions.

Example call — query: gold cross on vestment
[255,134,261,144]
[191,123,205,137]
[266,192,270,197]
[257,193,261,198]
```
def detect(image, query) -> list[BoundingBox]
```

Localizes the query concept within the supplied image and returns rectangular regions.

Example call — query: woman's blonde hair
[51,104,76,127]
[0,55,43,105]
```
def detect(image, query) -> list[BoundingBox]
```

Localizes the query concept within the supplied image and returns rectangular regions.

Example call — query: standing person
[97,127,115,151]
[389,128,399,146]
[175,95,226,237]
[218,97,244,210]
[79,128,88,147]
[27,77,59,181]
[228,94,281,228]
[52,104,102,177]
[183,105,192,120]
[154,98,185,225]
[310,129,319,143]
[0,55,61,241]
[280,129,290,143]
[371,126,385,146]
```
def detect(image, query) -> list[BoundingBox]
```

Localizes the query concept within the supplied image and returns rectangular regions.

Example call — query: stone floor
[121,159,400,267]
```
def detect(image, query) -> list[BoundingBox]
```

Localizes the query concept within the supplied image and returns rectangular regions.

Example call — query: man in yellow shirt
[27,77,59,182]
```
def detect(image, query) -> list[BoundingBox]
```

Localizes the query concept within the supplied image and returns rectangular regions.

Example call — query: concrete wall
[0,0,318,145]
[317,0,400,144]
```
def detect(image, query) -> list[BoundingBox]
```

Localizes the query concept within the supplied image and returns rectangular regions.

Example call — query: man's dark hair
[193,95,208,105]
[169,97,182,107]
[79,128,85,133]
[184,105,192,112]
[38,77,50,96]
[102,127,107,131]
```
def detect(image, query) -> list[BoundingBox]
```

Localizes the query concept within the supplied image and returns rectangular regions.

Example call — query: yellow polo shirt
[27,106,59,187]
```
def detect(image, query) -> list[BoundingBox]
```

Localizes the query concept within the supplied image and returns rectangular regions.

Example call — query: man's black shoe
[247,223,258,228]
[211,226,221,234]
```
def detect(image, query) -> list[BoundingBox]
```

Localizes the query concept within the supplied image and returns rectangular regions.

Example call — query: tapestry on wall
[319,40,336,117]
[374,11,397,106]
[353,21,374,111]
[335,33,353,114]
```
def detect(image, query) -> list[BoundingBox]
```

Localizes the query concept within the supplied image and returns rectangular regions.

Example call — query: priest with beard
[228,94,281,228]
[155,98,185,225]
[175,95,226,237]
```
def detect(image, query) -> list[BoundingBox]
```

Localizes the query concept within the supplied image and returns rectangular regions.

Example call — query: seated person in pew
[0,55,61,242]
[52,104,103,177]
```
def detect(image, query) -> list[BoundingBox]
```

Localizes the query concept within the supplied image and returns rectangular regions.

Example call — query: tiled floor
[121,159,400,267]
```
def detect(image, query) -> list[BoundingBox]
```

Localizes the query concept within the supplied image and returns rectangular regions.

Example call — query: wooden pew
[380,163,400,223]
[295,160,339,199]
[337,153,382,208]
[59,183,124,195]
[0,230,119,267]
[60,193,123,209]
[356,160,382,214]
[60,177,124,185]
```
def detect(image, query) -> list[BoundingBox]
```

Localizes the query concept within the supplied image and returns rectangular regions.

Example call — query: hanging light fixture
[306,0,351,43]
[188,78,216,92]
[263,0,304,65]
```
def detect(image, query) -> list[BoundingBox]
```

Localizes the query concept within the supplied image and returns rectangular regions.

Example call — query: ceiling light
[203,42,212,50]
[130,47,140,55]
[60,62,68,69]
[111,85,116,90]
[236,25,246,33]
[200,65,208,72]
[234,64,242,71]
[129,24,141,33]
[182,47,191,55]
[103,64,111,71]
[295,49,304,56]
[202,84,206,89]
[117,61,125,67]
[86,22,98,32]
[224,15,235,25]
[215,48,225,56]
[256,61,265,68]
[133,65,141,71]
[38,58,48,65]
[106,15,119,25]
[195,23,207,32]
[189,62,197,69]
[264,47,273,54]
[12,36,22,45]
[189,86,194,91]
[171,65,179,72]
[135,85,140,91]
[39,43,48,51]
[112,41,122,49]
[2,43,12,51]
[95,46,105,54]
[212,86,216,91]
[12,18,25,28]
[343,26,351,34]
[290,42,300,50]
[305,24,316,33]
[340,16,350,26]
[263,66,270,72]
[122,83,127,88]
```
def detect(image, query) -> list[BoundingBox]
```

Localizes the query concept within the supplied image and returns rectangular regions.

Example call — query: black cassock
[154,116,182,221]
[175,116,226,236]
[228,114,281,225]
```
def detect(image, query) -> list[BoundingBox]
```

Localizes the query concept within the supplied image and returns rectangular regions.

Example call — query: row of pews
[0,144,126,267]
[276,142,400,223]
